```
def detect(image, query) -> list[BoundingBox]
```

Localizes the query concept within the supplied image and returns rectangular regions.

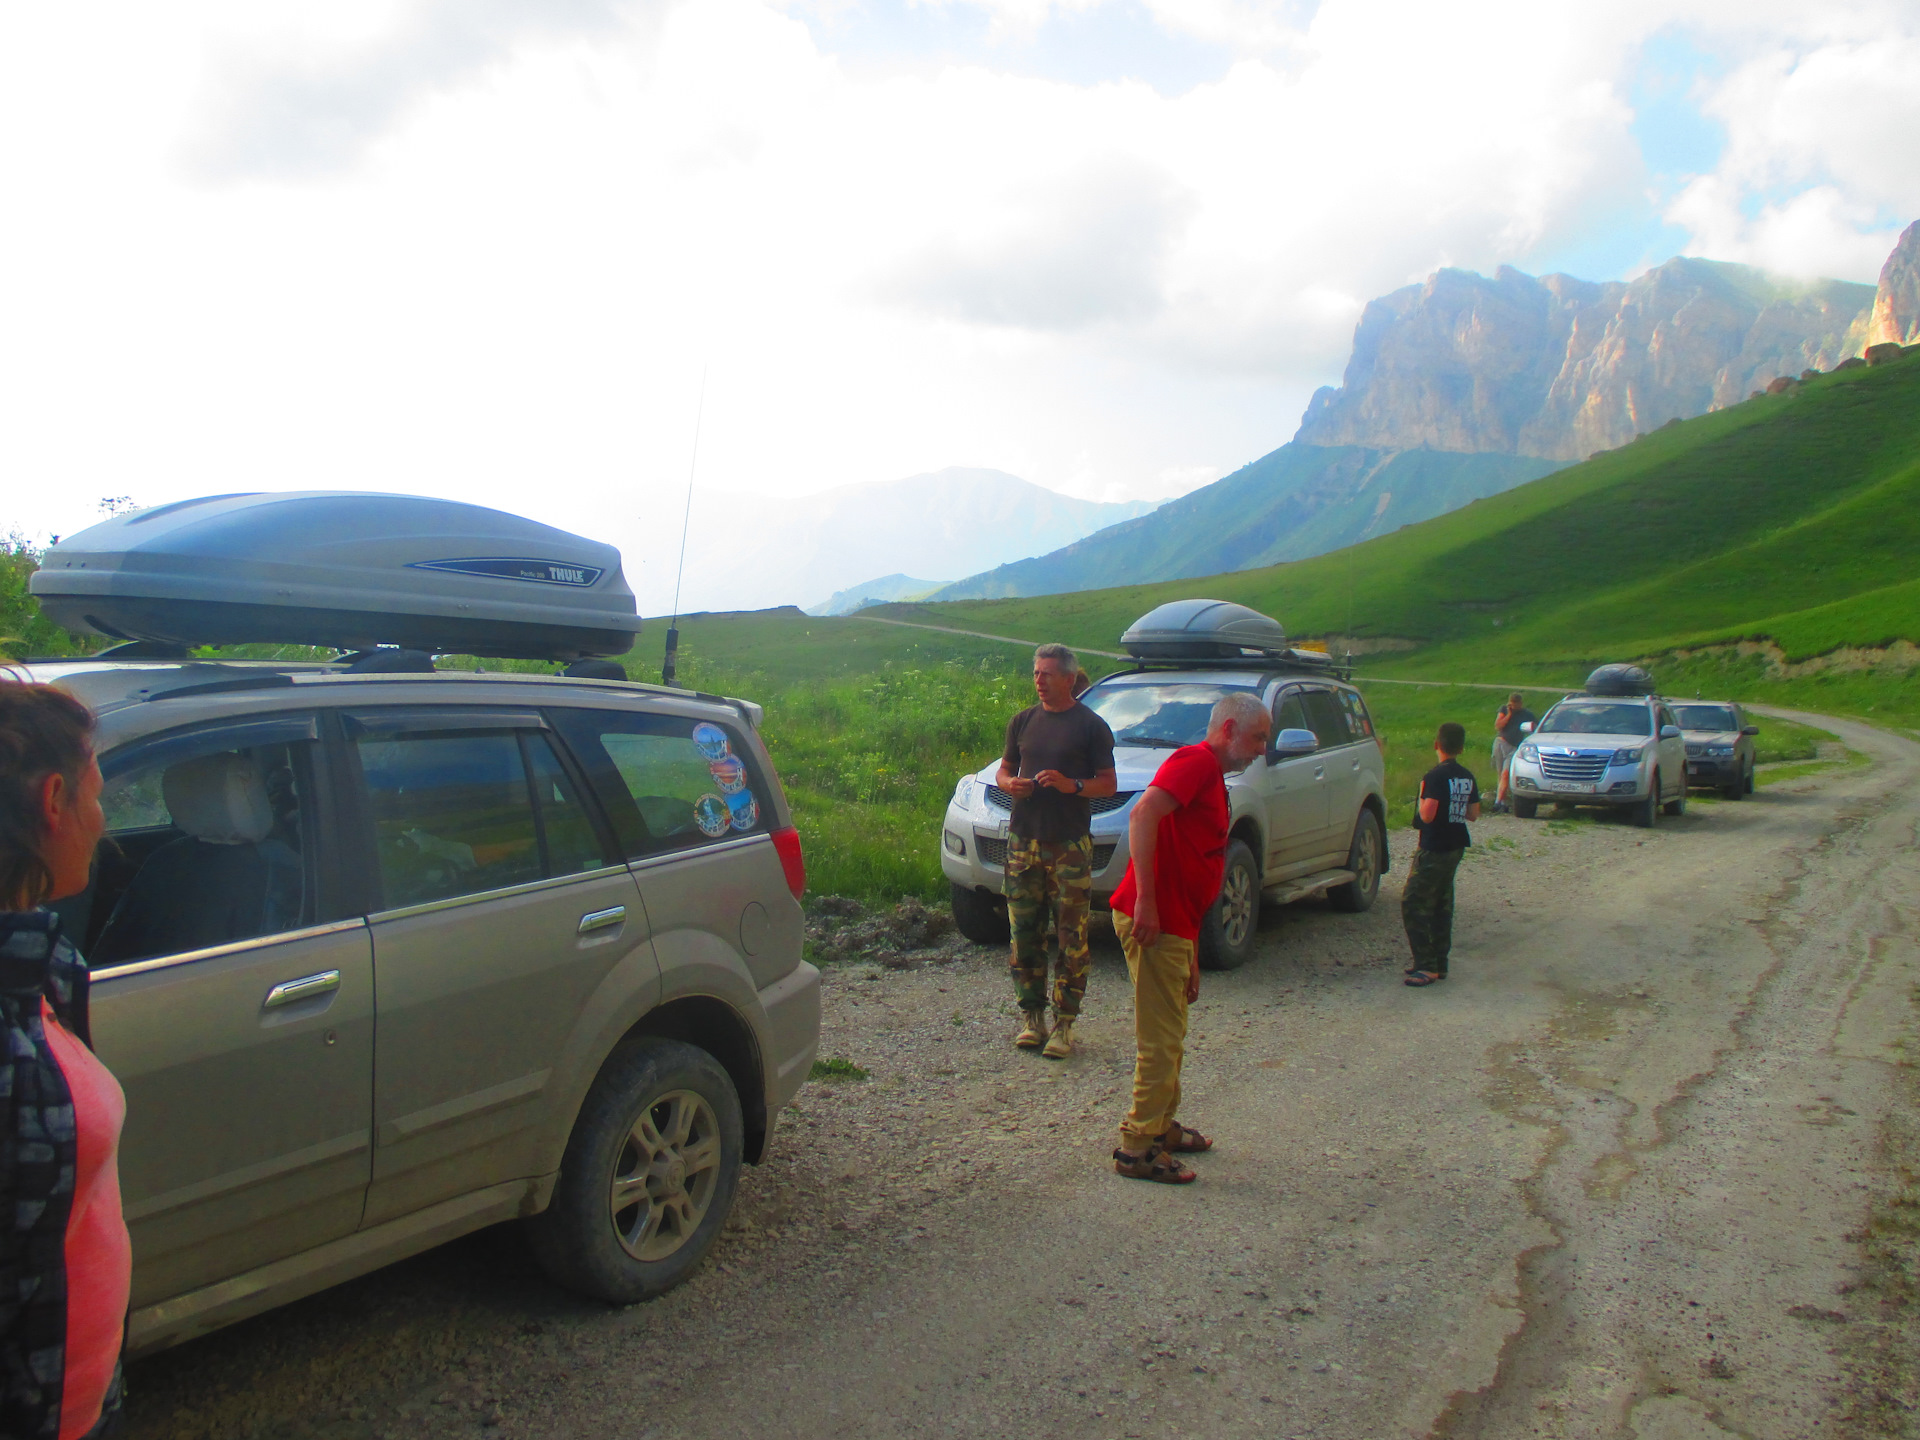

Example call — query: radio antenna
[662,365,708,687]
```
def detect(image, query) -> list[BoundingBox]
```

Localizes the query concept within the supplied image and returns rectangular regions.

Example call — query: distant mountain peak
[1869,220,1920,347]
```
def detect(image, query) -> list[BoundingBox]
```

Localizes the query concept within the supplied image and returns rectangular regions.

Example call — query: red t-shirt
[1110,743,1230,941]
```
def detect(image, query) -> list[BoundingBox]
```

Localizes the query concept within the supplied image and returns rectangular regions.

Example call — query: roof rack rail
[1107,651,1354,682]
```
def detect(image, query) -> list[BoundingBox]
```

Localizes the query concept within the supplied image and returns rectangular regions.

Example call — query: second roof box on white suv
[29,491,643,661]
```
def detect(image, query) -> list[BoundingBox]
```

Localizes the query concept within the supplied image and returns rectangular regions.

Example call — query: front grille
[1539,753,1609,783]
[972,835,1117,873]
[1093,844,1117,872]
[1685,742,1704,758]
[985,786,1136,815]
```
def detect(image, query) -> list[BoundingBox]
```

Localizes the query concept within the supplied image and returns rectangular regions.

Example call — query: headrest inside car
[162,752,273,845]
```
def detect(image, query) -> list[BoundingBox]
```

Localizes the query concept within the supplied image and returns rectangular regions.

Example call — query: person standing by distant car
[1109,692,1271,1184]
[997,644,1117,1059]
[1404,721,1480,988]
[0,684,129,1440]
[1489,692,1534,814]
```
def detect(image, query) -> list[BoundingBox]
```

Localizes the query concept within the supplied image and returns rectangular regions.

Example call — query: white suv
[1507,692,1689,825]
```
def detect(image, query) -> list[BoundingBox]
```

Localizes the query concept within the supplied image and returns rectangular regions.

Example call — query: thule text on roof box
[30,492,643,661]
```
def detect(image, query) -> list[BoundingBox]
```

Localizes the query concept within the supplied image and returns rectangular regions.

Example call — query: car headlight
[953,776,975,807]
[1516,744,1537,762]
[1611,747,1645,765]
[1705,744,1734,756]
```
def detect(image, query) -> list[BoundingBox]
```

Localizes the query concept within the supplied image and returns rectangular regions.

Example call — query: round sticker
[692,723,731,761]
[692,794,731,838]
[708,753,746,794]
[726,789,760,832]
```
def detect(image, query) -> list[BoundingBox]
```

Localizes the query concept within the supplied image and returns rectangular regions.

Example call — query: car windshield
[1536,701,1653,737]
[1083,682,1254,749]
[1671,704,1738,732]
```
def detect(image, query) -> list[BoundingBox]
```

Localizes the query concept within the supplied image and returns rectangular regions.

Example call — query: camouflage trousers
[1401,845,1464,975]
[1004,834,1095,1017]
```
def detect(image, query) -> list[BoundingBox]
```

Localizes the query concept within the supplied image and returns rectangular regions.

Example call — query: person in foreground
[1108,692,1270,1183]
[1403,721,1480,988]
[0,684,128,1440]
[996,644,1117,1059]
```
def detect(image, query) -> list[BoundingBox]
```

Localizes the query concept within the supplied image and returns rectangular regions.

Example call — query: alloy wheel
[610,1090,724,1262]
[1219,861,1255,948]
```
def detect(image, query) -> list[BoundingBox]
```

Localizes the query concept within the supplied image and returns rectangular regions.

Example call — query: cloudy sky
[2,0,1915,613]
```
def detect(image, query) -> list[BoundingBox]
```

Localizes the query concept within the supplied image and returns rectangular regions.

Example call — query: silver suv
[1507,692,1689,824]
[6,654,819,1355]
[942,661,1389,969]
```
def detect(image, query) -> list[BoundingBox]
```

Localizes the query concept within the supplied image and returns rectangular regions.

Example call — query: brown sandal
[1113,1147,1197,1184]
[1160,1122,1213,1153]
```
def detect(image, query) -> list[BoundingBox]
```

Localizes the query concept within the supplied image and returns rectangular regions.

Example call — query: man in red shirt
[1109,691,1271,1183]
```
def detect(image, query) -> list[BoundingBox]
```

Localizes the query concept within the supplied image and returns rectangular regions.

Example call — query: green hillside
[880,356,1920,687]
[931,443,1560,600]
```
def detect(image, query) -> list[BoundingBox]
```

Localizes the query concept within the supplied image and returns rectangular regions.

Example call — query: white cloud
[0,0,1910,615]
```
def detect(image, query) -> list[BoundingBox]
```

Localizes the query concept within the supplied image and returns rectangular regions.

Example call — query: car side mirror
[1660,724,1681,740]
[1268,727,1318,760]
[1741,725,1759,736]
[1520,721,1534,735]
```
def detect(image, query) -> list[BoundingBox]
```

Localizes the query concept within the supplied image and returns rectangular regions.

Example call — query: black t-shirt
[1416,759,1479,852]
[1002,702,1117,842]
[1497,706,1536,747]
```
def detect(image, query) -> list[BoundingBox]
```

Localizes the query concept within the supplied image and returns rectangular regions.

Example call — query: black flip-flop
[1404,971,1445,987]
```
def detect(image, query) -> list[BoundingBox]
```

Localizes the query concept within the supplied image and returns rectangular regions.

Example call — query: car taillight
[770,825,806,901]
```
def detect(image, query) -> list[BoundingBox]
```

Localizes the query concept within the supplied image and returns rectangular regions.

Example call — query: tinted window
[1083,683,1256,749]
[356,729,609,909]
[549,709,769,858]
[83,726,318,965]
[1671,705,1739,732]
[1300,689,1351,748]
[1339,689,1375,739]
[1273,690,1309,738]
[1537,702,1653,737]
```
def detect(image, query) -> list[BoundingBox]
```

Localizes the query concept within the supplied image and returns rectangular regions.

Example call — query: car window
[82,720,320,966]
[1299,689,1351,749]
[1537,702,1653,737]
[548,709,769,858]
[355,728,609,909]
[1082,682,1256,750]
[1273,689,1309,738]
[1671,704,1739,731]
[1338,689,1375,739]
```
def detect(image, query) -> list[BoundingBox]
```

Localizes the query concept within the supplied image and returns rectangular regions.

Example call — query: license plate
[1549,781,1597,794]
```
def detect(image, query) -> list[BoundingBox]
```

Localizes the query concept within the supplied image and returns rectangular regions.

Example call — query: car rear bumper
[759,960,821,1113]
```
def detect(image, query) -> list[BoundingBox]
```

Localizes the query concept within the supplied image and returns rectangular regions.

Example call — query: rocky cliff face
[1868,220,1920,347]
[1297,257,1877,461]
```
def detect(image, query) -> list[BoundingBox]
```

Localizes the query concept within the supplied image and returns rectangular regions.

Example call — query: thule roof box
[30,492,642,662]
[1583,663,1655,697]
[1117,598,1342,677]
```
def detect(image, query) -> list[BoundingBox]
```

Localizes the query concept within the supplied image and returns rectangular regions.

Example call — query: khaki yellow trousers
[1112,911,1194,1152]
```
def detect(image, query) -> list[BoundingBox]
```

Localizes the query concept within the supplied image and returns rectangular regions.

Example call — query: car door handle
[1313,766,1326,779]
[578,906,627,935]
[264,970,341,1009]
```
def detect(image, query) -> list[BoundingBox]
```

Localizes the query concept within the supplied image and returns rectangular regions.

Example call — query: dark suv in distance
[4,654,820,1355]
[1672,700,1760,798]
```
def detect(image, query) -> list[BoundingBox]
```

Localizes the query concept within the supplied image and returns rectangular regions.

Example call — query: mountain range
[919,224,1917,604]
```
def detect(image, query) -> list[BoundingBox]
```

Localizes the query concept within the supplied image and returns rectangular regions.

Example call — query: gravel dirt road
[126,709,1918,1440]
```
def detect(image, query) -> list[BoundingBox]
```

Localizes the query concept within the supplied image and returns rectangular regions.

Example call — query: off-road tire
[1198,838,1259,971]
[1633,776,1660,829]
[1328,810,1383,913]
[950,883,1011,945]
[1512,798,1539,819]
[1744,761,1756,795]
[1723,770,1745,800]
[529,1037,743,1305]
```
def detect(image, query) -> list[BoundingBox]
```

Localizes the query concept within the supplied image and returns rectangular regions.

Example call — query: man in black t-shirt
[1490,692,1535,813]
[997,644,1117,1057]
[1403,721,1480,987]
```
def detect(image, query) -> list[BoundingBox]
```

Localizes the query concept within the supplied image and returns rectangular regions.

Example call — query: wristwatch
[1073,778,1084,794]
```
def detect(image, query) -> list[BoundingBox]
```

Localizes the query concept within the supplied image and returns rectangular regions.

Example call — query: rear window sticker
[708,753,746,794]
[693,793,731,837]
[692,723,731,761]
[726,789,759,831]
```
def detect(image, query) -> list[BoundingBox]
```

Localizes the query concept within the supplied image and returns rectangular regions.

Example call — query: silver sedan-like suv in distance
[7,653,820,1355]
[942,648,1389,970]
[1506,688,1690,825]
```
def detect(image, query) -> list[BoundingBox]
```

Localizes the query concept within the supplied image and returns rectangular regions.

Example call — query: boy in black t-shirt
[1403,722,1480,987]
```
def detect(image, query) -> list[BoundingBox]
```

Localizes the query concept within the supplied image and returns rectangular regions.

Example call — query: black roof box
[30,492,642,661]
[1585,663,1655,696]
[1121,600,1288,659]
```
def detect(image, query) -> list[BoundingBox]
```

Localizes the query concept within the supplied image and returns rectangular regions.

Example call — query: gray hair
[1033,643,1078,673]
[1208,691,1268,734]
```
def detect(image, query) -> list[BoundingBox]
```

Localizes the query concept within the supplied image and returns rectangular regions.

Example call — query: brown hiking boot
[1041,1016,1075,1059]
[1015,1011,1049,1049]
